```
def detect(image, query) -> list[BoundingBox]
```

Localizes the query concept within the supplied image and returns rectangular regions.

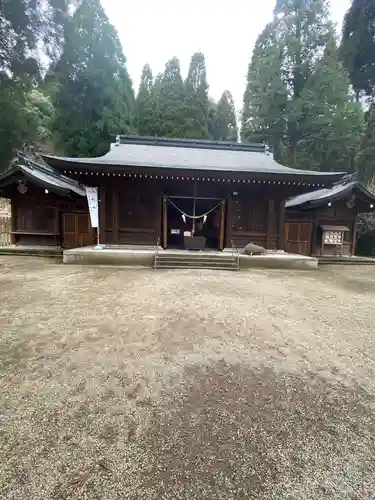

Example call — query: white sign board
[85,187,99,228]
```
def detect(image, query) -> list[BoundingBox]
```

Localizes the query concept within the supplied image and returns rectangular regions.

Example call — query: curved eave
[0,164,86,198]
[287,182,375,211]
[42,155,346,185]
[21,170,81,198]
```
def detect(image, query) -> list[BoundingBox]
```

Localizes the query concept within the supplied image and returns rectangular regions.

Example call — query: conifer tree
[184,52,209,138]
[49,0,135,157]
[215,91,238,141]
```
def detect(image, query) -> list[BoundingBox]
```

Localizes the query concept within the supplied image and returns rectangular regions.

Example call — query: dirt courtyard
[1,257,375,499]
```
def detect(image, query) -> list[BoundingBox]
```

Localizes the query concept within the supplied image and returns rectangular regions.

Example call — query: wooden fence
[0,217,11,246]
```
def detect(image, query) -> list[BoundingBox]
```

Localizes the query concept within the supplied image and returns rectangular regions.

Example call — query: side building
[1,135,372,256]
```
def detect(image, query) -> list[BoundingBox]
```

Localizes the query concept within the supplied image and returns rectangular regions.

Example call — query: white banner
[85,187,99,228]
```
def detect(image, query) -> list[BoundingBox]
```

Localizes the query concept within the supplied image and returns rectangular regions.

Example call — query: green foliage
[296,39,364,171]
[242,0,364,170]
[356,176,375,255]
[214,91,238,141]
[0,0,72,78]
[0,0,73,171]
[356,106,375,179]
[207,98,218,140]
[340,0,375,98]
[49,0,135,157]
[184,52,209,139]
[136,64,159,136]
[158,57,187,138]
[24,90,55,146]
[241,22,287,158]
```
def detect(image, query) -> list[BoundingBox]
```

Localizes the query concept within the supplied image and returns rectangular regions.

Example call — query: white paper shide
[85,187,99,228]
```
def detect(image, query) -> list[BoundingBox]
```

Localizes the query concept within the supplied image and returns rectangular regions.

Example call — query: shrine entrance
[162,195,226,250]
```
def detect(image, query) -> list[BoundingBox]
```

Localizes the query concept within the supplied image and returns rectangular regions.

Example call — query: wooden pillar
[113,188,119,243]
[266,199,275,249]
[311,218,318,256]
[10,195,17,245]
[225,193,233,248]
[351,217,358,256]
[99,186,106,245]
[155,192,162,245]
[163,196,168,248]
[277,200,286,250]
[219,200,225,250]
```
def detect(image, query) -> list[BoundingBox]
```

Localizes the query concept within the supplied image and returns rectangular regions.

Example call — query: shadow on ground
[136,362,375,499]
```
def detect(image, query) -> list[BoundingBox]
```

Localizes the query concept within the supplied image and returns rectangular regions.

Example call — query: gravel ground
[1,257,375,499]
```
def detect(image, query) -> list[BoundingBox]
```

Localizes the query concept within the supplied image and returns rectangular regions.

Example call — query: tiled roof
[0,153,86,197]
[286,180,375,209]
[42,135,346,178]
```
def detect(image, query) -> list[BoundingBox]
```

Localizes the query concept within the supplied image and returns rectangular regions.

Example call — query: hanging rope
[165,196,226,220]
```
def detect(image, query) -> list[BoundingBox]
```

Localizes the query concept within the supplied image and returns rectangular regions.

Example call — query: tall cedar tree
[184,52,209,138]
[241,22,287,159]
[240,0,363,170]
[297,39,364,171]
[136,64,159,136]
[215,91,238,141]
[207,98,218,140]
[50,0,135,157]
[242,0,334,165]
[340,0,375,99]
[158,57,187,137]
[0,0,73,170]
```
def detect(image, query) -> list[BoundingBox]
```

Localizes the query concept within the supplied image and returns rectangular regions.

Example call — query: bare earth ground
[1,258,375,500]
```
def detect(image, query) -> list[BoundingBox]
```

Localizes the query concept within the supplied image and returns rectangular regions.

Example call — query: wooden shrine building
[0,135,374,257]
[285,178,375,257]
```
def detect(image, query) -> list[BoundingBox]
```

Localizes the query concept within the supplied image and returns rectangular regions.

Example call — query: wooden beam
[163,196,168,248]
[311,218,318,256]
[351,217,358,256]
[156,192,162,245]
[266,199,275,249]
[219,200,225,250]
[277,200,286,250]
[225,193,233,248]
[10,196,17,245]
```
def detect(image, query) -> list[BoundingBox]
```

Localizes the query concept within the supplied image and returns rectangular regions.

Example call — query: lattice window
[232,198,266,233]
[60,201,86,212]
[119,193,154,229]
[16,206,57,232]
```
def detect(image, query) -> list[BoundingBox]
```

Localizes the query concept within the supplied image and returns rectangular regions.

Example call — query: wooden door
[62,213,93,249]
[284,222,313,256]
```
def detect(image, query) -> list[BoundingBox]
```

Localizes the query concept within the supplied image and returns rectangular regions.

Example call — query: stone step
[155,265,238,271]
[156,261,237,267]
[156,255,236,263]
[155,258,238,270]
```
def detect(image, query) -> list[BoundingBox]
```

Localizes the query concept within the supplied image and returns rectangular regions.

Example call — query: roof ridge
[115,135,268,153]
[16,152,82,189]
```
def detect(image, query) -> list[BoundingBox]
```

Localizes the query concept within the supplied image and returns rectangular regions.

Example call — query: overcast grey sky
[101,0,351,110]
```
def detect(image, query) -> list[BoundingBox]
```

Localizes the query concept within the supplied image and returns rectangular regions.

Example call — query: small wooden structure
[1,136,370,258]
[285,177,375,257]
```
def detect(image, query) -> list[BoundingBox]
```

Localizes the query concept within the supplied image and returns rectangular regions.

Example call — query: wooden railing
[0,217,11,247]
[231,239,240,271]
[153,237,160,270]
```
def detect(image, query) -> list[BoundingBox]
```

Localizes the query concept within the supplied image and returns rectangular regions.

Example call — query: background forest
[1,0,375,180]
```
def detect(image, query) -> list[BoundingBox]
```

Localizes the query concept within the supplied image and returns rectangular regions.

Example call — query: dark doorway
[163,196,223,250]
